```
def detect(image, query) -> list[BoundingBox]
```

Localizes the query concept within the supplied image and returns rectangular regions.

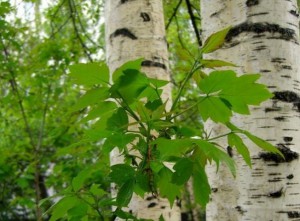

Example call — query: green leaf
[49,196,80,221]
[193,139,236,176]
[70,87,109,112]
[149,78,169,88]
[244,131,284,158]
[67,202,88,217]
[157,167,181,206]
[159,215,165,221]
[228,133,252,167]
[90,184,106,197]
[106,108,129,132]
[198,96,232,123]
[172,158,193,185]
[198,71,273,121]
[152,138,192,160]
[69,62,109,86]
[201,26,231,54]
[103,133,137,154]
[201,59,237,68]
[116,179,135,207]
[134,172,150,197]
[72,169,92,192]
[111,69,150,104]
[112,58,144,82]
[109,164,135,186]
[192,165,211,207]
[80,101,117,123]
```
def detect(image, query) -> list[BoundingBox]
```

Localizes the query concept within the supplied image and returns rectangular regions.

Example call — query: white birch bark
[201,0,300,220]
[105,1,180,220]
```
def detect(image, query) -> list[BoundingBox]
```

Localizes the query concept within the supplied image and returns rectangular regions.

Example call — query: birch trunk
[105,1,180,220]
[201,0,300,220]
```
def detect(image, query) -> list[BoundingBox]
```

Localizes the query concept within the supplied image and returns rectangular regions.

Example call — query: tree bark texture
[201,0,300,220]
[105,1,180,220]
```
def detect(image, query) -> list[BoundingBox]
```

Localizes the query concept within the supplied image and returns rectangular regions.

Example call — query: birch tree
[201,0,300,220]
[104,1,180,220]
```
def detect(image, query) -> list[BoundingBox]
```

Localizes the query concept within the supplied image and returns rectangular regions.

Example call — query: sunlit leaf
[201,26,231,54]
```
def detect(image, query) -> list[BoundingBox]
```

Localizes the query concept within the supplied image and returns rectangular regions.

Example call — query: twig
[68,0,93,62]
[185,0,202,46]
[166,0,183,30]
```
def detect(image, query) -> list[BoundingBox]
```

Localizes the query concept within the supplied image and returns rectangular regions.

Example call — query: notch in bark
[286,174,294,179]
[289,10,299,17]
[140,12,151,22]
[268,187,283,198]
[110,28,138,40]
[147,202,157,208]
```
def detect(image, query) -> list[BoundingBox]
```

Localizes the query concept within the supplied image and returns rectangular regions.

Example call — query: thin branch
[68,0,93,62]
[0,36,44,221]
[165,0,183,30]
[71,1,104,50]
[185,0,202,46]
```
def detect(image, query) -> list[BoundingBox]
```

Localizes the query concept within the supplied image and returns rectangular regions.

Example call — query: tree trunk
[105,1,180,220]
[201,0,300,220]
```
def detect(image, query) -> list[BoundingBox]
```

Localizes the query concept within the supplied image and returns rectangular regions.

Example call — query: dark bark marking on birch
[268,177,283,182]
[260,69,271,73]
[110,28,138,40]
[288,211,300,218]
[246,0,259,7]
[248,12,269,17]
[142,60,167,70]
[281,75,291,78]
[161,206,166,209]
[282,65,292,70]
[271,57,286,63]
[259,145,299,163]
[146,196,155,201]
[265,107,281,112]
[273,91,300,112]
[273,91,299,102]
[226,22,296,42]
[140,12,151,22]
[235,206,247,214]
[120,0,129,3]
[286,174,294,179]
[212,188,218,193]
[147,202,157,208]
[289,10,299,17]
[268,187,283,198]
[278,211,300,219]
[284,137,293,142]
[274,116,286,121]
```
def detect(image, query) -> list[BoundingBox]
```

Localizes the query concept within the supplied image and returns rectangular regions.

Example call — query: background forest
[1,0,300,221]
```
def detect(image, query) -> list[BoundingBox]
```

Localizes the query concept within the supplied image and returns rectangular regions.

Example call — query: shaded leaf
[69,62,109,86]
[228,133,251,167]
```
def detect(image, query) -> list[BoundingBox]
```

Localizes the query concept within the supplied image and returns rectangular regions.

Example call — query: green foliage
[62,27,282,220]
